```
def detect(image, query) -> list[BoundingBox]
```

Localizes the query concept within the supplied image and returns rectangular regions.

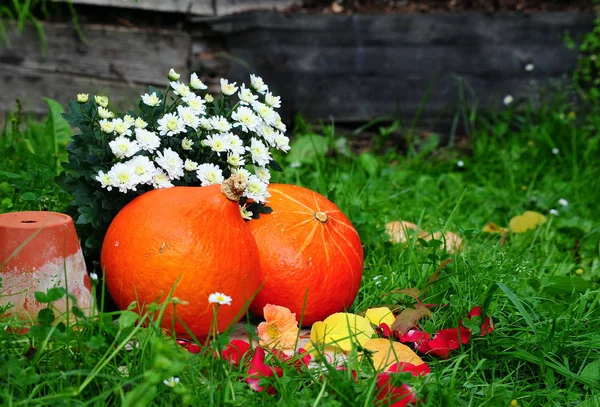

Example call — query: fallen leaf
[482,222,509,234]
[509,211,547,233]
[309,313,375,352]
[422,231,463,253]
[363,338,424,371]
[365,307,396,327]
[385,221,427,244]
[391,304,432,334]
[388,287,420,301]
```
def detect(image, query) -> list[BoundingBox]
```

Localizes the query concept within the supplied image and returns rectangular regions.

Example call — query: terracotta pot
[0,211,94,323]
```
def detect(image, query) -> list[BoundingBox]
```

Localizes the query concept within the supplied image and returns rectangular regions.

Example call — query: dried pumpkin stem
[314,211,328,223]
[221,174,247,201]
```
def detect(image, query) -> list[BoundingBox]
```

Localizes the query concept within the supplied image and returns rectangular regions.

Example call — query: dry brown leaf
[391,303,432,334]
[362,338,425,371]
[482,222,509,234]
[388,287,421,301]
[385,221,427,244]
[423,231,463,254]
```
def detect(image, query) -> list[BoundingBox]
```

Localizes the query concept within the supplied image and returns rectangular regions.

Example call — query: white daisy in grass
[232,168,251,183]
[227,153,245,168]
[151,169,173,189]
[247,137,271,167]
[107,163,140,193]
[112,118,132,137]
[239,204,253,220]
[274,132,290,152]
[265,91,281,108]
[95,170,113,191]
[238,83,258,105]
[163,376,180,388]
[256,121,276,146]
[170,81,191,98]
[503,95,514,106]
[204,133,229,156]
[184,159,199,172]
[177,106,200,130]
[210,115,232,133]
[251,101,276,125]
[199,117,213,131]
[220,78,238,96]
[134,117,148,129]
[558,198,568,207]
[109,136,140,159]
[184,94,206,116]
[196,163,224,186]
[99,119,115,134]
[250,74,268,94]
[157,113,186,137]
[123,115,136,127]
[95,95,109,108]
[231,106,260,133]
[155,148,184,180]
[125,155,156,184]
[552,148,560,155]
[135,128,160,153]
[141,92,161,107]
[98,106,114,119]
[254,166,271,183]
[208,292,232,305]
[181,137,194,151]
[225,133,245,156]
[549,209,559,216]
[244,175,270,203]
[168,68,180,81]
[189,72,208,90]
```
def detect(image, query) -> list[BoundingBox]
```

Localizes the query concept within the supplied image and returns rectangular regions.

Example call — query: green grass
[1,91,599,406]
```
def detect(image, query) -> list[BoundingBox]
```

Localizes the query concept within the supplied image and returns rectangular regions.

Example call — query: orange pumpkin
[248,184,364,325]
[101,175,260,338]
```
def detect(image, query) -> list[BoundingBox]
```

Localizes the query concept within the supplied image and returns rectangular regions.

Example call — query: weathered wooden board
[191,11,594,125]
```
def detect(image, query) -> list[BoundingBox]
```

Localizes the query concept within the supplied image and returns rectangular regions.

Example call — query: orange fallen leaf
[482,222,509,234]
[362,338,425,371]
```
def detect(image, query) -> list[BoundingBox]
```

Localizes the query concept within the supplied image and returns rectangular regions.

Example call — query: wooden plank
[0,23,190,87]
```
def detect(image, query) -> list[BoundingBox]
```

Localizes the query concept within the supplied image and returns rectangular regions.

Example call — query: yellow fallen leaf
[482,222,509,234]
[365,307,395,327]
[422,231,463,254]
[385,221,427,244]
[362,338,424,371]
[309,313,375,352]
[509,211,547,233]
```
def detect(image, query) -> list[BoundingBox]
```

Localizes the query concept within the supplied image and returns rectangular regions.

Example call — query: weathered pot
[0,211,94,323]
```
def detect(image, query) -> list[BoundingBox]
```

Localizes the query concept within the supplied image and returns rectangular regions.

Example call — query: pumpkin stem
[314,211,328,223]
[221,174,247,201]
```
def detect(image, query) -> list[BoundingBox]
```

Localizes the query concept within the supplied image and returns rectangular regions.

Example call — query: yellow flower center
[135,166,145,175]
[117,173,130,183]
[167,119,178,131]
[267,323,281,339]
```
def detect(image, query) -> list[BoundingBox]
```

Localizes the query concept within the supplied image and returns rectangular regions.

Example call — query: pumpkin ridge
[324,224,354,277]
[288,210,315,216]
[329,225,363,264]
[329,216,362,238]
[293,222,320,262]
[312,192,321,211]
[283,217,314,233]
[270,188,314,212]
[320,223,330,265]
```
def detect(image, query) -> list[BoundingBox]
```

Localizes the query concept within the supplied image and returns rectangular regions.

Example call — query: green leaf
[37,308,55,326]
[119,310,140,330]
[358,153,379,177]
[20,192,38,201]
[286,134,329,164]
[581,359,600,381]
[542,276,593,296]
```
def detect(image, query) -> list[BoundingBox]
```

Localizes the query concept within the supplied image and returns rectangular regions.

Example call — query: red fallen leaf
[376,373,419,407]
[336,365,359,381]
[466,306,494,336]
[417,327,471,359]
[176,339,202,354]
[397,329,430,344]
[247,347,283,394]
[388,362,431,377]
[221,339,251,366]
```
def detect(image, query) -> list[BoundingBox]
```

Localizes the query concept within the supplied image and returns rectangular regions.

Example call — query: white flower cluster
[91,70,290,205]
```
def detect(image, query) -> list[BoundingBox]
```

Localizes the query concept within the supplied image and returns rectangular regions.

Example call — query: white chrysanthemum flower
[151,169,173,189]
[135,128,160,152]
[220,78,238,96]
[232,168,251,183]
[204,94,214,103]
[209,115,232,133]
[155,148,184,180]
[108,163,140,193]
[163,376,180,388]
[274,114,287,133]
[558,198,568,207]
[199,117,212,130]
[265,91,281,108]
[125,155,156,184]
[184,94,206,116]
[168,68,180,81]
[227,153,245,167]
[95,170,113,191]
[99,119,115,134]
[157,113,187,137]
[112,118,132,137]
[256,122,276,146]
[231,106,260,133]
[274,132,290,152]
[123,115,136,127]
[247,137,271,167]
[250,74,268,94]
[244,175,270,203]
[239,205,253,220]
[141,92,161,107]
[503,95,514,105]
[252,101,276,125]
[176,106,200,130]
[225,133,245,156]
[189,72,208,90]
[204,133,229,156]
[109,136,141,159]
[196,163,224,186]
[549,208,559,216]
[184,159,198,172]
[95,95,109,108]
[457,160,465,167]
[134,117,148,129]
[552,148,560,155]
[181,137,194,151]
[238,83,258,105]
[170,81,191,98]
[254,166,271,183]
[208,292,232,305]
[77,93,89,103]
[98,106,114,119]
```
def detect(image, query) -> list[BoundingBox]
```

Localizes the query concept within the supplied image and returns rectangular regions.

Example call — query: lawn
[1,85,600,406]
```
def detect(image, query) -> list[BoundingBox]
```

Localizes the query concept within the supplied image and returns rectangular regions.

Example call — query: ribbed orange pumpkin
[247,184,364,325]
[101,176,260,338]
